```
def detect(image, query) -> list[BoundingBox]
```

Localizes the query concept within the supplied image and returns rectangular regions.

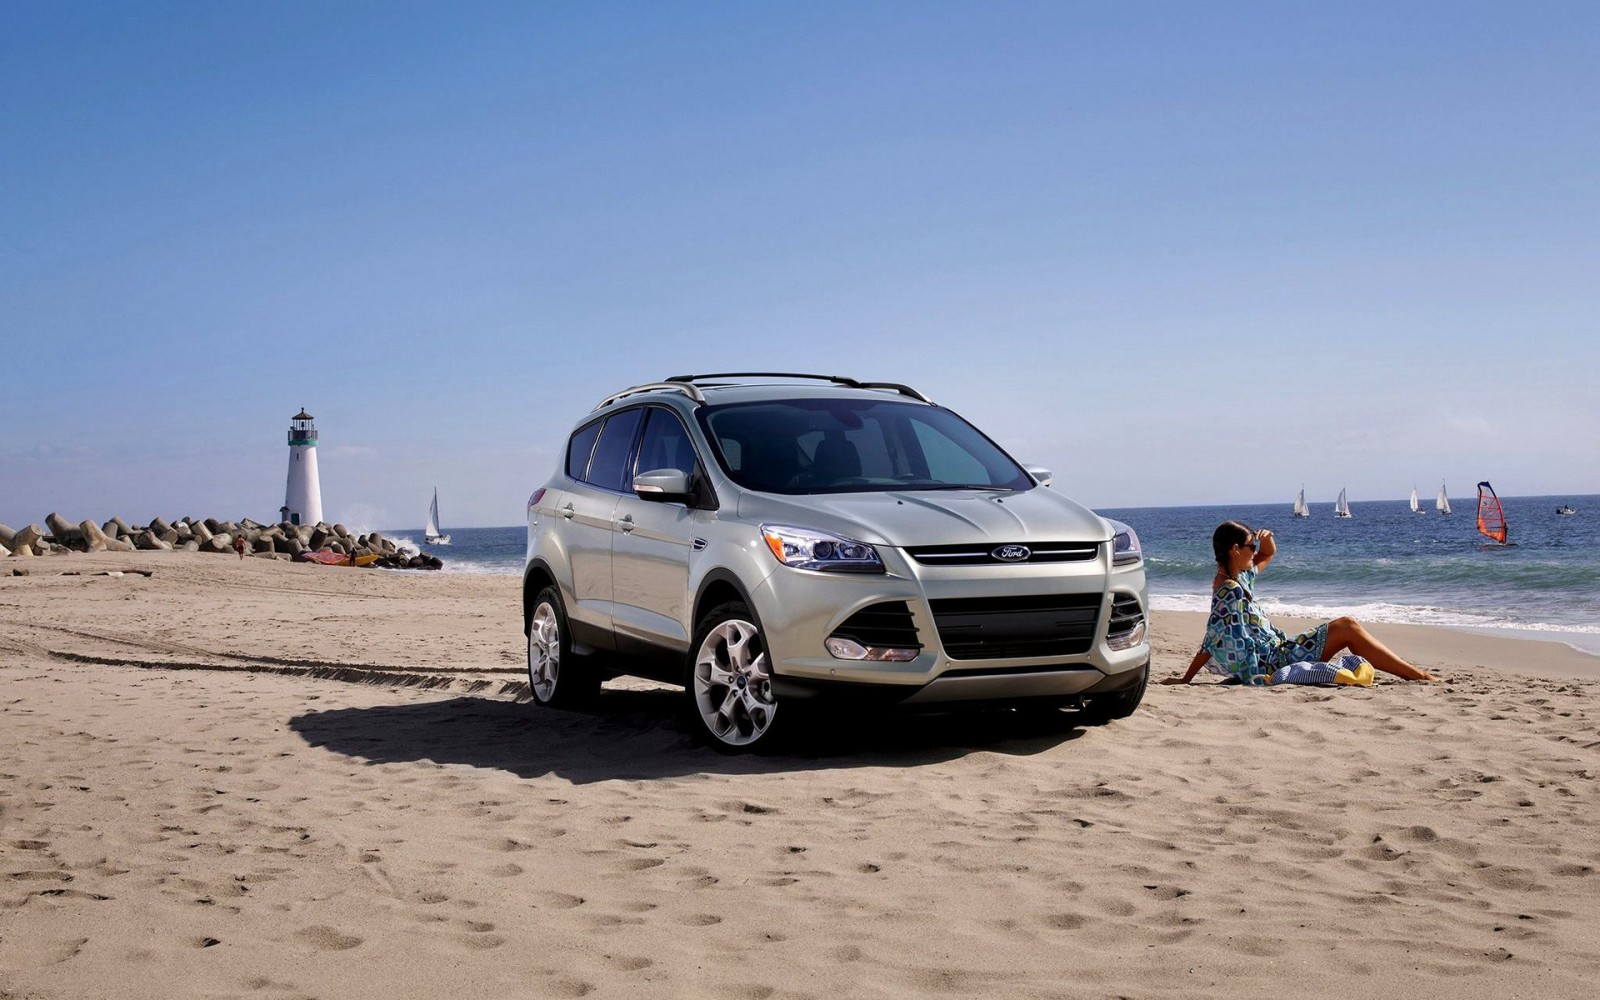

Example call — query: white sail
[1334,487,1352,518]
[1410,487,1421,513]
[425,488,451,543]
[1292,487,1309,517]
[1436,483,1451,515]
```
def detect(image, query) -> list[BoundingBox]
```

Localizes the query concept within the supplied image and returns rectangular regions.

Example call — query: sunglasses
[1237,535,1258,551]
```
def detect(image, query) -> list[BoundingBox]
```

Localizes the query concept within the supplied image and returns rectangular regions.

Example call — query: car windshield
[699,397,1034,495]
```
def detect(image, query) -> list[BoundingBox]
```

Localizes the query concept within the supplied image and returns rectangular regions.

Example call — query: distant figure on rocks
[234,534,247,560]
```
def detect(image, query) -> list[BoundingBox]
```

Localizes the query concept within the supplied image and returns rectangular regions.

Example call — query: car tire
[686,601,783,753]
[1077,665,1147,725]
[527,585,600,708]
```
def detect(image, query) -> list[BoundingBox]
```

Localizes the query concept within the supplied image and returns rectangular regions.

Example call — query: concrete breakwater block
[45,512,83,544]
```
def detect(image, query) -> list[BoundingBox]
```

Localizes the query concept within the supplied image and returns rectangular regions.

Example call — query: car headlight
[760,524,884,573]
[1107,518,1142,566]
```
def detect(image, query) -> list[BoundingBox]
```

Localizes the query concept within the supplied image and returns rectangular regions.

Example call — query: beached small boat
[1334,487,1352,519]
[296,550,379,567]
[1436,483,1452,515]
[425,488,452,545]
[1292,487,1310,518]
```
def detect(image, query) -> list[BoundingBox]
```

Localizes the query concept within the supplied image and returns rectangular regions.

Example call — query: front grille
[929,593,1101,660]
[906,541,1100,566]
[1108,593,1144,637]
[832,601,920,649]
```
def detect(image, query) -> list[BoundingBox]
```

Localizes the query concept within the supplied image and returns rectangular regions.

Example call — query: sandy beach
[3,552,1597,999]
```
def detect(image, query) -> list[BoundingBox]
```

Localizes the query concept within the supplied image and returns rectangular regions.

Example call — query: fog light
[1107,620,1147,652]
[825,637,919,662]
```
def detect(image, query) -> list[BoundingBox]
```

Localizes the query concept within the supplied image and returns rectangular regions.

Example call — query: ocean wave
[1149,592,1600,638]
[439,559,522,576]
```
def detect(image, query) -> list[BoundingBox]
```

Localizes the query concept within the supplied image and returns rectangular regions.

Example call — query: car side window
[565,420,603,481]
[635,408,699,479]
[585,408,645,492]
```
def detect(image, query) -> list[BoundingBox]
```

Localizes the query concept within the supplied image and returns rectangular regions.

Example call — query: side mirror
[633,468,693,502]
[1024,465,1053,488]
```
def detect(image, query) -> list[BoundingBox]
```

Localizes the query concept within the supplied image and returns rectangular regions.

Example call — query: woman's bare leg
[1324,617,1438,681]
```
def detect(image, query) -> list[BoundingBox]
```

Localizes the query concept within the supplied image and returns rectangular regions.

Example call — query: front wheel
[527,585,599,708]
[687,602,783,752]
[1077,665,1147,725]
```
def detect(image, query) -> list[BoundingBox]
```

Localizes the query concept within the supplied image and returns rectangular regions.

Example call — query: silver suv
[523,373,1149,751]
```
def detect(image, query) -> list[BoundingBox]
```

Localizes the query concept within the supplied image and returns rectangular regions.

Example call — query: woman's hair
[1212,521,1252,569]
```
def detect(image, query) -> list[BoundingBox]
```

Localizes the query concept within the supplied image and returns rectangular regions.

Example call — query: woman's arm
[1253,528,1276,572]
[1161,647,1212,685]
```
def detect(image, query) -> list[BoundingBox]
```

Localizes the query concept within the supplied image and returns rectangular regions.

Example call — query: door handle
[617,514,635,534]
[560,503,576,519]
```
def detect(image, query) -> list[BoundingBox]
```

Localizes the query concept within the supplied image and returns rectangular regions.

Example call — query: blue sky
[3,2,1597,529]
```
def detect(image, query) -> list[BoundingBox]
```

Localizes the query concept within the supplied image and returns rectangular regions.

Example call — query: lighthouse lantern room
[283,408,323,526]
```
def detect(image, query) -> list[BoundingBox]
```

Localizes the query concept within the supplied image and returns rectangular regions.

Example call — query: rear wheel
[1077,665,1147,724]
[687,602,782,752]
[527,585,599,708]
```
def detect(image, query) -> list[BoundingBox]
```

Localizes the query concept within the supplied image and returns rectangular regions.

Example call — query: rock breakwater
[0,515,442,570]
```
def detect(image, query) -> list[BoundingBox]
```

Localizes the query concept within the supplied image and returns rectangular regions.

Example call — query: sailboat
[1436,482,1452,515]
[1334,487,1352,518]
[1476,481,1510,546]
[425,488,452,545]
[1409,486,1426,514]
[1292,487,1310,518]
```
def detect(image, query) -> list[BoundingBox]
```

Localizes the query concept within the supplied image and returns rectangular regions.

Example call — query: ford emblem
[992,545,1031,562]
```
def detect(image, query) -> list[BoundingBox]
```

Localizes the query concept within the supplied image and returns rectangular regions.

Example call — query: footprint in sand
[619,857,665,871]
[9,870,73,882]
[602,955,653,971]
[492,838,535,852]
[1045,912,1088,930]
[295,926,363,951]
[536,891,586,909]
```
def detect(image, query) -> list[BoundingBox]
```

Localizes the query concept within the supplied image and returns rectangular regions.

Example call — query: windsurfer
[1165,522,1439,684]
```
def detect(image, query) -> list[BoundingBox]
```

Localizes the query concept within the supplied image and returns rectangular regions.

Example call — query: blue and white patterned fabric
[1269,660,1343,685]
[1203,567,1330,684]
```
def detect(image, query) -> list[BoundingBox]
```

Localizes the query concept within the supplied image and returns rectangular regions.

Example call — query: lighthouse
[283,408,323,526]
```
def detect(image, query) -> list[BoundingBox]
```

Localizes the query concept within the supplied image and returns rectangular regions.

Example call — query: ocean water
[388,492,1600,655]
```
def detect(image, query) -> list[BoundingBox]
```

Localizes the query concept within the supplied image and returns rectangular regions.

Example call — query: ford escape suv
[523,373,1149,751]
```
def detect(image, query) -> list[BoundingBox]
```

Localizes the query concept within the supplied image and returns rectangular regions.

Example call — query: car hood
[735,487,1111,548]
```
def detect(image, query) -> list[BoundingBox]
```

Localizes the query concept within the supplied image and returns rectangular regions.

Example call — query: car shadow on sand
[288,687,1092,783]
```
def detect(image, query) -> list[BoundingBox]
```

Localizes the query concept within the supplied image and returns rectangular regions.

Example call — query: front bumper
[750,544,1149,704]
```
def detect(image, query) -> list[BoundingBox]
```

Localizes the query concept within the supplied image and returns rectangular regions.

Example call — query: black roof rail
[665,372,931,403]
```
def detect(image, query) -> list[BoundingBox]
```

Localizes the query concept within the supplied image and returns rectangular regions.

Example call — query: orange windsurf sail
[1476,481,1508,545]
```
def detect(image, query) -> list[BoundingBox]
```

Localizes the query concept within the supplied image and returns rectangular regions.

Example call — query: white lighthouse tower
[282,408,323,527]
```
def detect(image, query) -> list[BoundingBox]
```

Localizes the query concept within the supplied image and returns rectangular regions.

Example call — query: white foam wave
[385,533,423,555]
[1152,592,1600,656]
[1149,592,1600,641]
[439,560,521,576]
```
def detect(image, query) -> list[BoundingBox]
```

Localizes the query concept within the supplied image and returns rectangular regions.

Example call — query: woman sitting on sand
[1166,521,1437,685]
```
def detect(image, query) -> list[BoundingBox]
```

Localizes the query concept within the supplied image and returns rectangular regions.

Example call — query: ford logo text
[992,545,1031,562]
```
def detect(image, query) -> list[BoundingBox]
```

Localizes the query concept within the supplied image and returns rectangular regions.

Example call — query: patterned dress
[1203,567,1329,684]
